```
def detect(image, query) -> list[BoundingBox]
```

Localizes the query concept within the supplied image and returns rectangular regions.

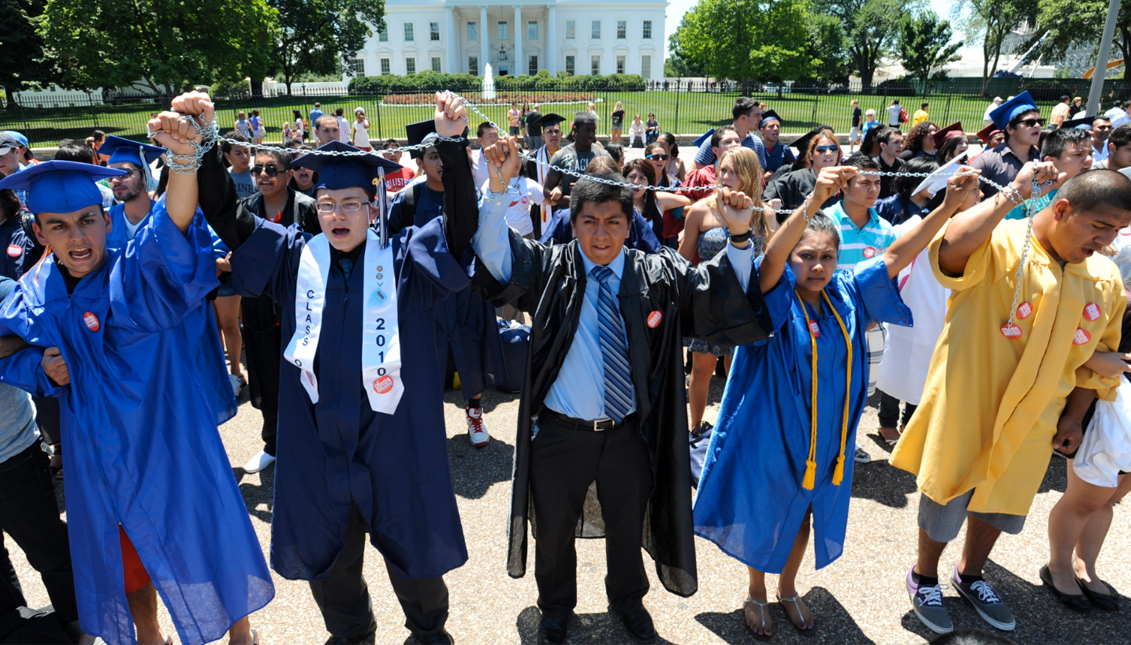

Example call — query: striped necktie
[590,265,633,423]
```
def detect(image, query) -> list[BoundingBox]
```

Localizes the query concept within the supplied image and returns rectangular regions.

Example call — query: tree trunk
[250,80,264,98]
[3,85,19,111]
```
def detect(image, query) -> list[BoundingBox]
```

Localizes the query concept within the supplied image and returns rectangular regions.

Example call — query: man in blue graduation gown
[191,90,473,645]
[0,109,271,645]
[469,137,774,644]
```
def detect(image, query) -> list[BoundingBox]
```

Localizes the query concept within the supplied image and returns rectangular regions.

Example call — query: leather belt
[542,409,621,432]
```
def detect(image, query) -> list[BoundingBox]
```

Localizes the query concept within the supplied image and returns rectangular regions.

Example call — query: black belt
[542,409,627,432]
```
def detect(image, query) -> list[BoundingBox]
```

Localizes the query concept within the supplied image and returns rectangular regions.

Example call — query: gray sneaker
[906,566,953,634]
[952,565,1016,631]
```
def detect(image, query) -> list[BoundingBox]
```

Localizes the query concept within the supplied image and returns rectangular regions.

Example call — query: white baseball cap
[865,109,876,115]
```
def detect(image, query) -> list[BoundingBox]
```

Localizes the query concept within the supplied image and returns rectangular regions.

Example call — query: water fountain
[482,63,496,101]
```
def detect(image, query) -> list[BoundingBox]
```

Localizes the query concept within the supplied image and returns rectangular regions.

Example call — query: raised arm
[936,161,1065,275]
[147,91,216,233]
[434,91,476,260]
[882,168,983,278]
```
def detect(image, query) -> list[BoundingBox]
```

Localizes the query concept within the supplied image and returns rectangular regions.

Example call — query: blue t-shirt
[694,132,767,168]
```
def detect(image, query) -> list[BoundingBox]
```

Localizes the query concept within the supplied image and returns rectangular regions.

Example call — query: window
[616,55,625,74]
[643,20,652,39]
[565,55,575,75]
[380,58,391,75]
[591,20,600,39]
[528,55,538,75]
[432,57,442,72]
[565,20,575,39]
[430,22,440,41]
[378,24,388,42]
[641,55,651,79]
[498,21,508,40]
[616,20,626,39]
[406,58,416,74]
[468,21,478,41]
[591,55,600,75]
[404,22,414,41]
[528,20,538,40]
[469,56,479,75]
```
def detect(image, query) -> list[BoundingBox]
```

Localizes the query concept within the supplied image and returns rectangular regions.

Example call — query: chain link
[1002,179,1042,330]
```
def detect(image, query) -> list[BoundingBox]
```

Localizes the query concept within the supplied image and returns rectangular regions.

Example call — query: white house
[354,0,666,79]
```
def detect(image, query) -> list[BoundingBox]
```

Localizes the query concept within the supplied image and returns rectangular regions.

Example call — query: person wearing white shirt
[334,109,350,144]
[1105,101,1130,128]
[471,122,499,187]
[887,100,903,127]
[983,97,1003,125]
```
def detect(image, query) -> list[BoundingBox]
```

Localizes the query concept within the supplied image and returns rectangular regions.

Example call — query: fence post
[375,98,383,140]
[944,94,952,125]
[674,84,681,136]
[89,93,99,129]
[19,101,30,136]
[812,87,819,126]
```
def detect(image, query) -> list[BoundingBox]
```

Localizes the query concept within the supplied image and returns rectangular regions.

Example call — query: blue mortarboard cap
[1061,115,1094,130]
[0,160,125,214]
[100,135,165,167]
[693,128,716,148]
[291,141,404,192]
[2,131,28,148]
[759,110,782,126]
[990,91,1038,130]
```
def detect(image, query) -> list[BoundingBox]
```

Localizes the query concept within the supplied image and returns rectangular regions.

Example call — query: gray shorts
[918,490,1026,543]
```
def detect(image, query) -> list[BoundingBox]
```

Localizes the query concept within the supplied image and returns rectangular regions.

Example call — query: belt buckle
[593,418,610,431]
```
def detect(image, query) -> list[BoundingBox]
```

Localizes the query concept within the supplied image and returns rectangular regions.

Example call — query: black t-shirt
[611,110,625,128]
[526,111,543,136]
[852,107,863,128]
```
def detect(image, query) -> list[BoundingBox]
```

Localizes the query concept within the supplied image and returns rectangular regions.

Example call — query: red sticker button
[1016,301,1033,319]
[1001,323,1022,339]
[1074,328,1092,345]
[647,310,663,328]
[862,246,877,259]
[1084,302,1101,322]
[373,375,394,394]
[6,244,21,258]
[83,312,100,332]
[808,320,821,337]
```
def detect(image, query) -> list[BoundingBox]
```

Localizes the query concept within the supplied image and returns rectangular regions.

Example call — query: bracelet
[729,229,752,244]
[1001,185,1023,206]
[166,152,202,174]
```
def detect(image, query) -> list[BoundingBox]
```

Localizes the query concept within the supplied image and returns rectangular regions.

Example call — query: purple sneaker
[952,564,1015,631]
[906,566,953,634]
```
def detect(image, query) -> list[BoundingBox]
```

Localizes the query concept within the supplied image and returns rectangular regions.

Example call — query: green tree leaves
[898,12,963,86]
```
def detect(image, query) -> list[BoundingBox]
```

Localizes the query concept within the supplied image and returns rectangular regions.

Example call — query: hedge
[348,71,647,96]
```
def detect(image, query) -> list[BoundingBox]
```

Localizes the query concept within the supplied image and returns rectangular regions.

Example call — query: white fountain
[482,63,496,100]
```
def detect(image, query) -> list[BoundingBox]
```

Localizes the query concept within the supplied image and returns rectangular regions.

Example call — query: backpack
[899,107,908,123]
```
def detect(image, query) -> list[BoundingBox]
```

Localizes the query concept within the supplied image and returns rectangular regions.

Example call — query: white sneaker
[467,408,489,448]
[228,374,242,398]
[243,450,276,473]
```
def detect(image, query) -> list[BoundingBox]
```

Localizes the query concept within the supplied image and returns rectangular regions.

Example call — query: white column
[514,6,523,75]
[479,5,489,75]
[547,6,557,74]
[445,6,457,73]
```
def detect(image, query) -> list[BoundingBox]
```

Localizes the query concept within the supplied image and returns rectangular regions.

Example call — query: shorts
[866,325,885,396]
[918,490,1027,543]
[509,126,520,136]
[120,526,152,594]
[849,126,861,143]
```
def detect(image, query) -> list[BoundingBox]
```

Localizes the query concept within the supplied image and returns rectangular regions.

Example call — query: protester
[765,130,842,220]
[913,102,930,127]
[625,157,690,243]
[901,122,938,162]
[538,159,662,254]
[472,122,500,187]
[314,115,341,146]
[976,124,1006,150]
[1091,116,1112,163]
[874,127,905,199]
[610,101,625,144]
[1051,95,1073,129]
[472,134,774,645]
[543,113,611,210]
[891,163,1131,635]
[604,143,624,172]
[380,139,417,192]
[850,99,863,152]
[693,97,766,171]
[222,132,257,199]
[285,140,318,197]
[758,110,795,176]
[682,126,743,204]
[352,107,371,150]
[658,132,686,183]
[970,92,1042,199]
[526,113,565,235]
[1094,123,1131,171]
[1004,125,1093,220]
[629,114,646,147]
[935,123,970,164]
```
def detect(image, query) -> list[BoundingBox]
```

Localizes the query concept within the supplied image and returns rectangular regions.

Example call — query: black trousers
[529,415,653,621]
[242,295,281,456]
[309,504,449,641]
[877,390,917,429]
[0,443,77,624]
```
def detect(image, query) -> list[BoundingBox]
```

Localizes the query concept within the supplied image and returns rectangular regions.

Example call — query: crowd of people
[0,85,1131,645]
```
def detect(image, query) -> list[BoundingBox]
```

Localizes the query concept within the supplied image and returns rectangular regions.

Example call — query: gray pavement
[8,379,1131,644]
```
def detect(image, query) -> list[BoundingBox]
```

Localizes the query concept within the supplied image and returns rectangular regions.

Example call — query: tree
[952,0,1035,96]
[898,12,962,87]
[665,30,707,77]
[806,13,853,83]
[268,0,385,96]
[0,0,55,110]
[1027,0,1131,73]
[669,0,814,84]
[39,0,276,94]
[814,0,910,91]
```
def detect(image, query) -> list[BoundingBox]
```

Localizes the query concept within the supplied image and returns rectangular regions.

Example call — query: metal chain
[1002,179,1042,331]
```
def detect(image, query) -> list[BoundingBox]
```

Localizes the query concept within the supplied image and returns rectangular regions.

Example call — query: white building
[355,0,666,79]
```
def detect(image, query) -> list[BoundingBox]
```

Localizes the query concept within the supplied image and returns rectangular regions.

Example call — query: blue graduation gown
[0,201,272,645]
[389,183,505,396]
[229,216,470,580]
[693,257,911,573]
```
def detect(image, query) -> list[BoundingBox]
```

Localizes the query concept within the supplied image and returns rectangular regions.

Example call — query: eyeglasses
[1018,118,1044,128]
[250,165,283,178]
[813,145,839,154]
[647,153,669,161]
[315,201,368,214]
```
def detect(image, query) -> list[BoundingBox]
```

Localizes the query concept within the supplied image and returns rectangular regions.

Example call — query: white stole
[537,145,552,226]
[283,230,404,415]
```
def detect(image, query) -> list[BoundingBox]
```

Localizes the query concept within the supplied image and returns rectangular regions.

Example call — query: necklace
[797,289,854,490]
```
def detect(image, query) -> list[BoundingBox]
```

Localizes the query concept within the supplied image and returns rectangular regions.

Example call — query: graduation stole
[797,290,853,490]
[284,229,404,415]
[537,146,552,225]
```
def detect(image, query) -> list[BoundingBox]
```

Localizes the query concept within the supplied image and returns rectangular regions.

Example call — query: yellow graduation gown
[891,219,1125,516]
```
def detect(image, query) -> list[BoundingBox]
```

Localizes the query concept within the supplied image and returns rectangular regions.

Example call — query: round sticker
[83,312,100,332]
[373,375,394,394]
[1074,328,1092,345]
[1001,323,1022,339]
[521,195,529,205]
[1084,302,1101,322]
[808,320,821,337]
[862,246,877,259]
[6,244,21,258]
[1016,301,1033,319]
[647,310,663,328]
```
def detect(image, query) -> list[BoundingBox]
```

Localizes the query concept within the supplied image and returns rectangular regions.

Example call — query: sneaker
[228,374,243,398]
[242,449,276,473]
[467,408,489,448]
[952,565,1016,631]
[854,445,872,463]
[907,566,953,634]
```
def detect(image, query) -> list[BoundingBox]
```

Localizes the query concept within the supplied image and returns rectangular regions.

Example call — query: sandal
[877,426,902,446]
[777,593,816,635]
[743,597,772,641]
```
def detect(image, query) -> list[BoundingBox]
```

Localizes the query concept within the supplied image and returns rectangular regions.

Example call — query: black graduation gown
[764,168,838,224]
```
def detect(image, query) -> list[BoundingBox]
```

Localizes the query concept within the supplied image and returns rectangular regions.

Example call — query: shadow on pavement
[696,587,869,644]
[446,432,513,500]
[236,463,275,524]
[515,605,680,644]
[850,457,919,510]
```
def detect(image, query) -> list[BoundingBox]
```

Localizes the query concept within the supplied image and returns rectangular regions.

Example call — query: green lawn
[1,90,1061,148]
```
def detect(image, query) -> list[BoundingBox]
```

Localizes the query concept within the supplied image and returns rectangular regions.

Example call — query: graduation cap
[989,91,1038,130]
[913,151,970,197]
[405,120,439,159]
[693,128,716,148]
[976,123,1002,145]
[100,135,165,168]
[790,129,825,156]
[759,110,782,127]
[533,113,566,130]
[931,122,965,150]
[1061,115,1095,130]
[0,160,124,214]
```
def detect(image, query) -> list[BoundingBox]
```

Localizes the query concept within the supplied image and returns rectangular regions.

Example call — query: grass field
[0,90,1061,148]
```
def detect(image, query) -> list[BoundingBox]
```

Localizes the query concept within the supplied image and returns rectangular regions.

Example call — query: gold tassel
[832,455,845,486]
[802,460,817,490]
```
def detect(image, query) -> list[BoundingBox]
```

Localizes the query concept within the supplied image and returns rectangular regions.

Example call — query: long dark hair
[623,158,658,222]
[904,122,937,155]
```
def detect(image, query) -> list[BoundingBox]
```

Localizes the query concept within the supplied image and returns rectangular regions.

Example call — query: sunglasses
[250,165,283,178]
[647,153,669,161]
[1018,118,1044,128]
[813,145,838,154]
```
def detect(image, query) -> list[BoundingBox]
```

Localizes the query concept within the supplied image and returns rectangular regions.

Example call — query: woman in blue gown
[693,164,982,638]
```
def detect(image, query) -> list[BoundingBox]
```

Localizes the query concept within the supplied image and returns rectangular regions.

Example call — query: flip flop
[777,594,816,635]
[743,597,772,641]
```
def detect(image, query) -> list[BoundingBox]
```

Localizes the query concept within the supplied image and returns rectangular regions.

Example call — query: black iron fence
[5,77,1131,149]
